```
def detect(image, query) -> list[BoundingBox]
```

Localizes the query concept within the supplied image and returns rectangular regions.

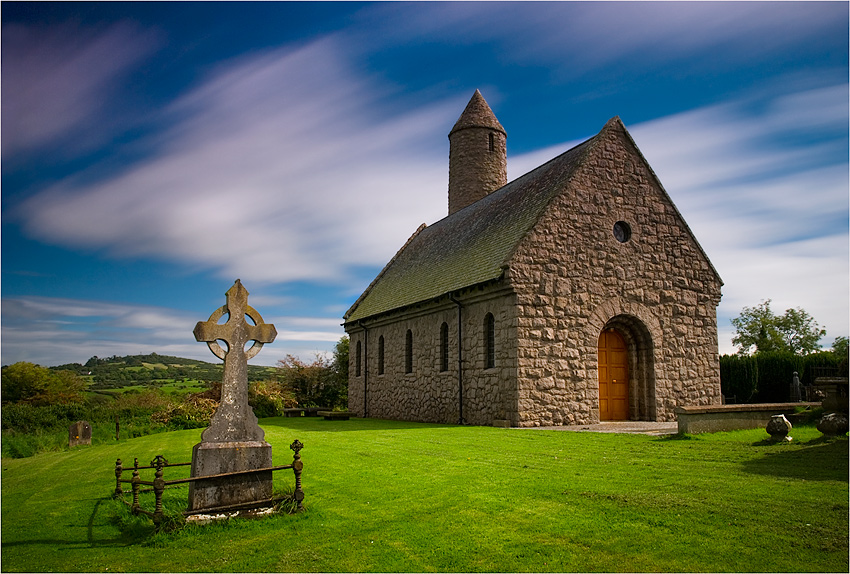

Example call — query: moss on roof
[344,132,598,324]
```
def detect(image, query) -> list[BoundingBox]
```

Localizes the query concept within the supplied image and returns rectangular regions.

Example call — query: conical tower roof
[449,90,505,136]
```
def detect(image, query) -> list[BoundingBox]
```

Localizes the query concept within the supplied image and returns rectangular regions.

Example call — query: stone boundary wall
[675,402,820,434]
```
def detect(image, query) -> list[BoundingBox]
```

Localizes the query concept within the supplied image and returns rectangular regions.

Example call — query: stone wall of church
[505,123,723,426]
[347,288,518,425]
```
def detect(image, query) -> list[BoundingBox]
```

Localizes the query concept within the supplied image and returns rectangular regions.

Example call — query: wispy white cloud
[5,6,847,365]
[1,20,161,161]
[626,87,848,352]
[1,296,345,366]
[355,2,845,76]
[508,82,849,354]
[15,37,455,285]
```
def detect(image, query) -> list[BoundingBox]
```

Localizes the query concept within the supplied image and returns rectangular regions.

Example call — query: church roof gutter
[343,274,508,329]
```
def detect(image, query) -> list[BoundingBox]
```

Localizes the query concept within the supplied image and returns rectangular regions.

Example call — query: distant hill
[50,352,276,391]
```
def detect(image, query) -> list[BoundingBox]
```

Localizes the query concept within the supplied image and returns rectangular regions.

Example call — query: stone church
[343,90,723,427]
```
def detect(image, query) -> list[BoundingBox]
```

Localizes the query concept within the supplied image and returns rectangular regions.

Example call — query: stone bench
[283,408,305,417]
[675,402,820,434]
[318,411,351,421]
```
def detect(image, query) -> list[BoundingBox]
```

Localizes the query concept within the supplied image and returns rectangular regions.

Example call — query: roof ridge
[497,129,605,268]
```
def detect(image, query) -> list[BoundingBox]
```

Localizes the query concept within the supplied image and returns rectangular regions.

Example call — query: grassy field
[88,379,210,398]
[1,418,847,572]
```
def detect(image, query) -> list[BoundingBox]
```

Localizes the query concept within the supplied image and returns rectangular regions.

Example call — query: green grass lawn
[1,418,847,572]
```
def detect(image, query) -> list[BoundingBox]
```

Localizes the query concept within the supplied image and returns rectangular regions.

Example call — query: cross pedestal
[187,280,277,512]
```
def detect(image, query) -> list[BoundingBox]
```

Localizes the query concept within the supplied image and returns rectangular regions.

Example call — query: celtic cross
[194,279,276,442]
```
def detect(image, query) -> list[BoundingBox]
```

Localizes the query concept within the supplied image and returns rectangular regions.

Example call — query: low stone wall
[675,402,820,434]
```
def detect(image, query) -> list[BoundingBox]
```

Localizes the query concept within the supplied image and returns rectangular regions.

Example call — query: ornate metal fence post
[114,458,123,498]
[152,456,166,529]
[131,458,141,514]
[290,440,305,511]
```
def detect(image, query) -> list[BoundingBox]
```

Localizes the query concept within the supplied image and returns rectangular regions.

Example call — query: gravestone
[187,280,277,512]
[68,421,92,447]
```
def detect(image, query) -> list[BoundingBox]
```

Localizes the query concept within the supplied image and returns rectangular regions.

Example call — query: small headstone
[817,412,848,436]
[766,414,792,442]
[68,421,92,447]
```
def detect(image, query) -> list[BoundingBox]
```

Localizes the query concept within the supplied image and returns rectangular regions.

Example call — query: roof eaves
[343,223,428,321]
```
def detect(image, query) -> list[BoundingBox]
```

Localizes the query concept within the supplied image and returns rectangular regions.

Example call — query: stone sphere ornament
[817,412,849,436]
[766,414,793,442]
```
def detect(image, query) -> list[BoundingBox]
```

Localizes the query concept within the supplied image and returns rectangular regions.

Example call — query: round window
[613,221,632,243]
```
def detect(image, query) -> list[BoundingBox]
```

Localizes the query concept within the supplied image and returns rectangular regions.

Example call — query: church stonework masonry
[344,91,723,427]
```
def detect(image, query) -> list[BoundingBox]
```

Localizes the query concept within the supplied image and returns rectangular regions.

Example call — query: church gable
[505,117,723,425]
[508,116,722,297]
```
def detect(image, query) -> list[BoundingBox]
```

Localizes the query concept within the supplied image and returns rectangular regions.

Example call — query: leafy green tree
[831,336,848,373]
[731,300,785,354]
[1,362,85,405]
[831,336,848,357]
[776,307,826,355]
[275,336,349,409]
[731,300,826,355]
[332,336,349,395]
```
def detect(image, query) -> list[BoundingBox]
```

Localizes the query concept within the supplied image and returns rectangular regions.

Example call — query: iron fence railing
[113,439,304,528]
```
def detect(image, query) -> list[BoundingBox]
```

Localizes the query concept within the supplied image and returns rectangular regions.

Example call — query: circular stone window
[613,221,632,243]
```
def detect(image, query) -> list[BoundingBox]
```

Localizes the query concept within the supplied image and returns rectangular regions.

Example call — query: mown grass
[1,418,847,572]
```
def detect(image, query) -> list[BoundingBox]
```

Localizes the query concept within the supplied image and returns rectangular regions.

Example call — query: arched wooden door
[598,329,629,421]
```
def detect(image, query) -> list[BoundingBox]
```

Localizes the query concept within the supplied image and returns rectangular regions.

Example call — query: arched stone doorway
[598,314,657,421]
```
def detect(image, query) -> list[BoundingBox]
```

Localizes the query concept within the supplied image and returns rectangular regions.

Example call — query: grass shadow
[260,416,456,432]
[653,432,696,441]
[741,436,849,482]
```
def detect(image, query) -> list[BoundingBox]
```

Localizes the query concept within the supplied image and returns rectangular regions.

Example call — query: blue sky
[2,1,848,367]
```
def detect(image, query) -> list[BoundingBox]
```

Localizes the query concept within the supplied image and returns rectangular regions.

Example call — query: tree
[1,362,85,405]
[731,300,825,355]
[831,336,848,357]
[831,336,848,373]
[776,307,826,355]
[275,337,349,409]
[731,300,784,354]
[332,336,349,391]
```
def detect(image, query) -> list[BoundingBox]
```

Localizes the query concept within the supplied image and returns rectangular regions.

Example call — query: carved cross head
[194,279,277,361]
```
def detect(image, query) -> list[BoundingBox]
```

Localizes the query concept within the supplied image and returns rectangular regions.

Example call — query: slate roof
[449,89,506,136]
[344,122,601,324]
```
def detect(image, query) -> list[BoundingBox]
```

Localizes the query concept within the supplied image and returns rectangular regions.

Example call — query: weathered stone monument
[817,412,849,436]
[68,420,91,447]
[187,279,277,512]
[766,414,793,442]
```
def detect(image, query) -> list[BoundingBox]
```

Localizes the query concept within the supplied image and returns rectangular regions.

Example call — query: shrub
[1,362,85,405]
[720,351,845,403]
[249,380,297,417]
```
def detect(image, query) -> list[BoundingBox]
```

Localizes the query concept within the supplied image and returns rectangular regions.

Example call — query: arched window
[488,132,495,152]
[484,313,495,369]
[378,335,385,375]
[405,329,414,374]
[440,322,449,372]
[355,340,362,377]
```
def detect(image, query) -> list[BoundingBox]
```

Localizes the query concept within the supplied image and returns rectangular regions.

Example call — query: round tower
[448,90,507,215]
